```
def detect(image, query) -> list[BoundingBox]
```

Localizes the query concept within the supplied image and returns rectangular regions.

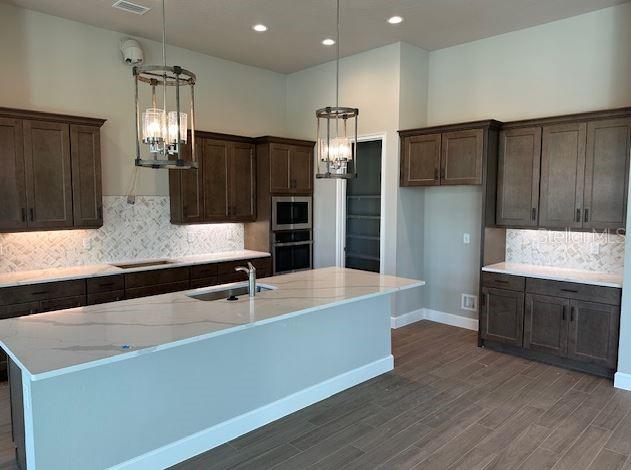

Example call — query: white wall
[424,3,631,322]
[0,3,287,197]
[286,43,403,274]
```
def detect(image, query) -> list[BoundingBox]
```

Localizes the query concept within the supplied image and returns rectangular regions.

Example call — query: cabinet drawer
[125,281,190,299]
[482,272,525,291]
[40,295,86,313]
[526,278,621,306]
[87,290,125,305]
[190,277,219,289]
[0,302,40,319]
[190,263,219,280]
[0,279,85,306]
[87,275,124,294]
[218,258,271,276]
[124,267,189,289]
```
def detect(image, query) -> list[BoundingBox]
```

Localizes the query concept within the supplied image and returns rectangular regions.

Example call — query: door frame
[335,132,387,274]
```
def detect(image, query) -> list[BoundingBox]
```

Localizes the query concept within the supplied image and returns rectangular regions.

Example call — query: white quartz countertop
[482,262,623,288]
[0,250,271,288]
[0,267,424,379]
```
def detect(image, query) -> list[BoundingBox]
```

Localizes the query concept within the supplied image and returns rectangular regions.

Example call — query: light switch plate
[461,293,478,312]
[463,233,471,244]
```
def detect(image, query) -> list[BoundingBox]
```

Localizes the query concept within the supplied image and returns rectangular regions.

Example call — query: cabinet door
[202,139,230,221]
[270,144,291,193]
[169,137,204,224]
[539,123,586,229]
[480,287,524,346]
[289,145,313,194]
[0,118,27,231]
[441,129,484,185]
[583,118,631,230]
[400,134,441,186]
[524,293,569,356]
[23,120,73,229]
[568,300,619,368]
[496,127,542,226]
[230,142,256,221]
[71,125,102,228]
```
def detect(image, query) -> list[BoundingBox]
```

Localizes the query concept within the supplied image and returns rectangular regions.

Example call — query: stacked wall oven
[271,197,313,274]
[243,136,315,275]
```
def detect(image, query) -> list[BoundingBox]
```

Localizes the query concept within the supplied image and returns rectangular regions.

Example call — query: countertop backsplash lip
[505,228,625,276]
[0,196,244,273]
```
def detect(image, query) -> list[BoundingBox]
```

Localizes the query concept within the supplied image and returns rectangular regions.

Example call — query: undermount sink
[112,260,174,269]
[188,284,274,302]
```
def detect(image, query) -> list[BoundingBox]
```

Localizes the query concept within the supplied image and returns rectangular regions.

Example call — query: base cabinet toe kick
[479,271,621,378]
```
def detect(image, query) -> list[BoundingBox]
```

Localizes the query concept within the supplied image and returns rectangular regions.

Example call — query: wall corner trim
[614,372,631,391]
[391,308,478,331]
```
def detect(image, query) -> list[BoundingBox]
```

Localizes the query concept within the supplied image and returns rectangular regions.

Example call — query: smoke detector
[112,0,150,15]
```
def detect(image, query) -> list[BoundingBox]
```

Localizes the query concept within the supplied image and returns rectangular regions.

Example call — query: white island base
[3,268,422,469]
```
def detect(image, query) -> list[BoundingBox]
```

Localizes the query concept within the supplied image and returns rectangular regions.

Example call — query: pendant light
[316,0,359,179]
[132,0,197,169]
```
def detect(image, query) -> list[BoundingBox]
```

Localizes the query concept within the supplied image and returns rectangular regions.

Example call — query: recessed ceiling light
[252,24,268,32]
[322,38,336,46]
[387,16,403,24]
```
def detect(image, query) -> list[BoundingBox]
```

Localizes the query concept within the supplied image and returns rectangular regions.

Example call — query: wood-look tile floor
[2,321,631,469]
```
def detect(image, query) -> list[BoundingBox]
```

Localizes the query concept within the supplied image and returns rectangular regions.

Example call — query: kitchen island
[0,267,423,469]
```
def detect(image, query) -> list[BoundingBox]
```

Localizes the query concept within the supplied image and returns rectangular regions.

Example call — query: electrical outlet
[83,238,92,250]
[461,293,478,312]
[591,243,600,255]
[187,232,195,243]
[463,233,471,244]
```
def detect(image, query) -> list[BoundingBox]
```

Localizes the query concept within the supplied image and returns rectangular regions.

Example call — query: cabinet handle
[570,307,576,322]
[561,288,578,293]
[21,208,26,222]
[494,279,509,284]
[531,208,537,221]
[562,306,566,321]
[583,209,589,223]
[97,206,103,220]
[575,209,581,223]
[29,208,34,221]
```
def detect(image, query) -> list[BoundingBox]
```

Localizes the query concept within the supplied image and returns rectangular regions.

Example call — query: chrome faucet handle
[247,262,256,272]
[235,266,249,274]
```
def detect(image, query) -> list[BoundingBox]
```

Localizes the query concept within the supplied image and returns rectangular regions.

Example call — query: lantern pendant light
[316,0,359,179]
[132,0,197,169]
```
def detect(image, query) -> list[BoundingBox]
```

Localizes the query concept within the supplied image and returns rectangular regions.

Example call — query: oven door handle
[273,241,314,247]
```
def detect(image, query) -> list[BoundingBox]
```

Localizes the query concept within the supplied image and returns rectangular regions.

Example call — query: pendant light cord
[162,0,167,67]
[336,0,340,108]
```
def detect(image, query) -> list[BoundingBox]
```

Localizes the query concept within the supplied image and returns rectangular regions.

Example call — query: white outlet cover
[461,293,478,312]
[83,239,91,250]
[187,232,195,243]
[463,233,471,244]
[591,243,600,255]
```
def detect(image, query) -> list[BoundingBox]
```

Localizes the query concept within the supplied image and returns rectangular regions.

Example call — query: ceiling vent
[112,0,150,15]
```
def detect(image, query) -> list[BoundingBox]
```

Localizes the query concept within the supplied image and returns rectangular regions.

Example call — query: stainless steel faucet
[235,262,257,297]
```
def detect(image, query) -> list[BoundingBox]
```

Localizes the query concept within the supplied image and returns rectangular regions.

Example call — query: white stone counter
[482,262,623,288]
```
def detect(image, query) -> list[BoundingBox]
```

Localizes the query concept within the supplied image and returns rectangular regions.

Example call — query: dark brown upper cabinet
[71,125,103,228]
[0,118,27,231]
[0,108,105,233]
[399,121,499,188]
[539,122,587,229]
[23,120,74,230]
[495,108,631,231]
[583,117,631,230]
[169,132,255,224]
[259,137,314,195]
[400,133,441,186]
[496,127,542,227]
[169,136,204,224]
[441,129,484,185]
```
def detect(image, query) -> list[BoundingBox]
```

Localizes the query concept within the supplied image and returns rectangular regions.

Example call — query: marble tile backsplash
[0,196,244,272]
[506,229,625,274]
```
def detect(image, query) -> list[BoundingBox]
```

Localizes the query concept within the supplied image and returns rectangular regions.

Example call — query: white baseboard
[614,372,631,391]
[113,355,394,470]
[391,308,478,331]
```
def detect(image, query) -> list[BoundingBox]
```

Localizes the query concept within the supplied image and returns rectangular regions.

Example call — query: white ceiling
[3,0,629,73]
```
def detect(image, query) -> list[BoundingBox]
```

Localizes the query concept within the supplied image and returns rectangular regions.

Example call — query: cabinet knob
[531,208,537,221]
[21,208,26,222]
[29,208,34,221]
[575,209,581,223]
[583,209,589,223]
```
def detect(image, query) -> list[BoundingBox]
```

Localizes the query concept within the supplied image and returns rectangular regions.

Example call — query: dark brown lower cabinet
[568,300,619,368]
[480,287,524,347]
[524,294,568,356]
[481,271,621,377]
